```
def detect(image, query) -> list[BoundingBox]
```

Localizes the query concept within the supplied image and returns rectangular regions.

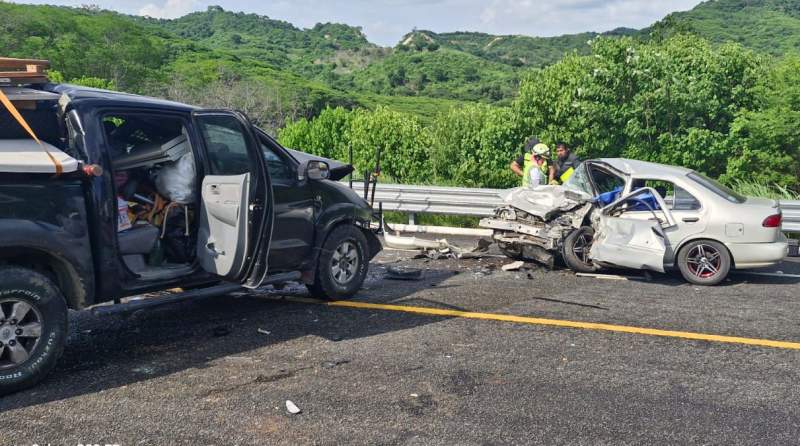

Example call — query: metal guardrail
[780,200,800,233]
[354,182,503,218]
[354,182,800,233]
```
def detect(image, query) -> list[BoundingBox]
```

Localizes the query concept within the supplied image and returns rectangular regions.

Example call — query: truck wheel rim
[573,232,593,265]
[331,241,359,285]
[686,244,722,279]
[0,299,43,370]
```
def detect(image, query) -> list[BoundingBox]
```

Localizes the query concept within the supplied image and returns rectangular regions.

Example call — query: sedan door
[589,187,676,272]
[616,179,708,262]
[193,111,274,287]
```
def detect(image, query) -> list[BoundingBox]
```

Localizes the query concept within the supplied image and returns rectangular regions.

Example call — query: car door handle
[682,217,700,223]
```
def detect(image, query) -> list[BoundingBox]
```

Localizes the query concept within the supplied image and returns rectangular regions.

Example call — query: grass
[381,211,481,228]
[732,180,800,200]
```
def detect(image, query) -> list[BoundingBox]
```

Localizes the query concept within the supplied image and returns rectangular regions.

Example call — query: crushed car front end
[480,186,594,267]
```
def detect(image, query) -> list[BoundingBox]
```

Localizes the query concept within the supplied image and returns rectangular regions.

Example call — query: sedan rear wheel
[678,240,731,286]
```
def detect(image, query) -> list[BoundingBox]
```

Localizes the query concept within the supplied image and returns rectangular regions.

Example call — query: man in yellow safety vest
[510,137,550,187]
[549,142,580,185]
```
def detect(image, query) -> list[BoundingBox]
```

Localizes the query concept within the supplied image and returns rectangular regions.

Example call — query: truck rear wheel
[0,267,68,395]
[307,225,369,300]
[562,227,600,273]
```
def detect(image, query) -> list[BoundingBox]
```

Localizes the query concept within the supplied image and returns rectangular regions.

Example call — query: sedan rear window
[688,172,746,204]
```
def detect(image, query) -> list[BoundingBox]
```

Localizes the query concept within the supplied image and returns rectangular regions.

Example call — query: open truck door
[589,187,676,273]
[193,110,274,288]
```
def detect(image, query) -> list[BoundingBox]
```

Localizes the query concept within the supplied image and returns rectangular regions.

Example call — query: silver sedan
[483,158,789,285]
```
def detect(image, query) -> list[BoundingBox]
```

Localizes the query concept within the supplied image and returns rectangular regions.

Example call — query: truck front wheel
[307,225,369,300]
[0,267,68,395]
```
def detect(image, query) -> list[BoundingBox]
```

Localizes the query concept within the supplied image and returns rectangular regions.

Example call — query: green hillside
[4,1,800,123]
[649,0,800,54]
[399,28,636,68]
[149,6,383,82]
[349,47,519,102]
[0,3,459,128]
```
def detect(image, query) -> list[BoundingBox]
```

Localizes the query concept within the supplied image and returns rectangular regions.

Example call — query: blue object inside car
[596,186,623,206]
[594,186,663,212]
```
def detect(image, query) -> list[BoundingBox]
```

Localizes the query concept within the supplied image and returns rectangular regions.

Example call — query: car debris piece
[257,328,271,335]
[575,272,630,281]
[386,266,423,280]
[383,230,447,251]
[502,261,526,271]
[322,359,350,368]
[384,226,497,260]
[285,400,302,414]
[212,326,231,337]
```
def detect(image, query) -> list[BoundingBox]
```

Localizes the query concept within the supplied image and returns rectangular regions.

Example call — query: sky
[11,0,704,46]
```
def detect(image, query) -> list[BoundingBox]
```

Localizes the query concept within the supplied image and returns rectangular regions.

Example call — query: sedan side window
[261,144,293,183]
[639,180,701,211]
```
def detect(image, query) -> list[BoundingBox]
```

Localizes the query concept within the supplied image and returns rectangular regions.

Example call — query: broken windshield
[563,163,592,195]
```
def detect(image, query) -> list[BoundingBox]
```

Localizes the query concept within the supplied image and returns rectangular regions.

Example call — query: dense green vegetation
[0,2,459,130]
[349,48,519,103]
[2,0,800,194]
[280,36,800,193]
[404,28,637,68]
[651,0,800,55]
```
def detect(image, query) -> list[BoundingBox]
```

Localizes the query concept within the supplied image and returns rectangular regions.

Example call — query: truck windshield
[688,172,746,203]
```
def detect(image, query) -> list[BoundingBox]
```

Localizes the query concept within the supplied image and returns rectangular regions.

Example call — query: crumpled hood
[501,185,591,219]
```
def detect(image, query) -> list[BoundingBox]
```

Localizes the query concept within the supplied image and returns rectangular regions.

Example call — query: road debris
[502,261,526,271]
[386,266,423,281]
[257,328,271,335]
[285,400,302,414]
[575,273,630,281]
[212,326,231,337]
[734,271,800,279]
[383,222,497,260]
[322,359,351,368]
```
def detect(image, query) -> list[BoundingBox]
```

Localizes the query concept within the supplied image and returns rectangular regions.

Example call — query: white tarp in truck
[0,139,80,173]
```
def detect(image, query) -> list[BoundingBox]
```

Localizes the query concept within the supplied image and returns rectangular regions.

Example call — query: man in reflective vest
[549,142,580,185]
[511,137,550,187]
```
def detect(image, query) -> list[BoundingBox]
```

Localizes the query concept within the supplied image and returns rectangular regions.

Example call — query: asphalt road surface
[4,237,800,445]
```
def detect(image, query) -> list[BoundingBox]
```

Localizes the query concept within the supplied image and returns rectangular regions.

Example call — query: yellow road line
[276,296,800,350]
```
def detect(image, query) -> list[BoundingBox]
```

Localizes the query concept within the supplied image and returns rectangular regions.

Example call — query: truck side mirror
[299,160,330,181]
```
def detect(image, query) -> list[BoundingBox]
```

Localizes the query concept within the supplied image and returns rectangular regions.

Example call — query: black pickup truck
[0,83,381,394]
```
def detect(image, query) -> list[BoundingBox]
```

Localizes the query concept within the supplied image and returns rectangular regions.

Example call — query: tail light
[762,214,782,228]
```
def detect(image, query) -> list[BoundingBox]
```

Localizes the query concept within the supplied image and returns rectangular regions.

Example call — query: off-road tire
[562,227,600,273]
[307,225,369,300]
[677,239,731,286]
[0,267,68,395]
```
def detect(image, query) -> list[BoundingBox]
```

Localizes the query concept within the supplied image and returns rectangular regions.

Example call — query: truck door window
[261,144,293,183]
[196,116,253,175]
